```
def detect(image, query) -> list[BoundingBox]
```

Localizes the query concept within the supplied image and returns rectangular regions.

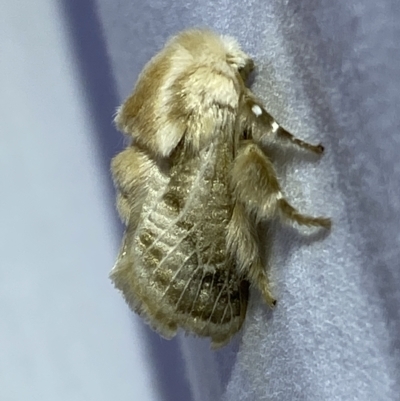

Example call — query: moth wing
[111,143,249,347]
[111,199,249,346]
[167,254,249,348]
[110,215,181,338]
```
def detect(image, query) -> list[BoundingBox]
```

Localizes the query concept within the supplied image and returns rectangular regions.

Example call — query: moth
[110,29,331,348]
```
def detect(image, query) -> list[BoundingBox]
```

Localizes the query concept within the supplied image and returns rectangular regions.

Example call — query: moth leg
[227,202,276,308]
[231,141,331,229]
[242,93,324,154]
[111,146,152,225]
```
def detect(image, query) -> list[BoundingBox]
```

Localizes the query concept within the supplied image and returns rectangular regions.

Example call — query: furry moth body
[110,29,331,348]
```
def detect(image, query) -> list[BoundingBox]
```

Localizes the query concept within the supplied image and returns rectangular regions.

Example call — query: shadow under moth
[110,29,331,348]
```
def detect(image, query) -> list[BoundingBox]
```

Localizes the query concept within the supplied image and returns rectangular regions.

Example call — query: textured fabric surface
[88,1,400,400]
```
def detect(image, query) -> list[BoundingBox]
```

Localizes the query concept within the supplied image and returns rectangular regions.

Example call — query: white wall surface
[0,1,161,400]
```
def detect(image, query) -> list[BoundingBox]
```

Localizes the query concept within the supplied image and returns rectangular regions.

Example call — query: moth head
[220,35,255,82]
[170,29,254,82]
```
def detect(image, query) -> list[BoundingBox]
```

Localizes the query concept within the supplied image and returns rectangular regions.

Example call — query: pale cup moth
[110,29,331,348]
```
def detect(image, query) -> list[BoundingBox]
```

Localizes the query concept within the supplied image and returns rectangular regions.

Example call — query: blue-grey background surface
[2,0,399,400]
